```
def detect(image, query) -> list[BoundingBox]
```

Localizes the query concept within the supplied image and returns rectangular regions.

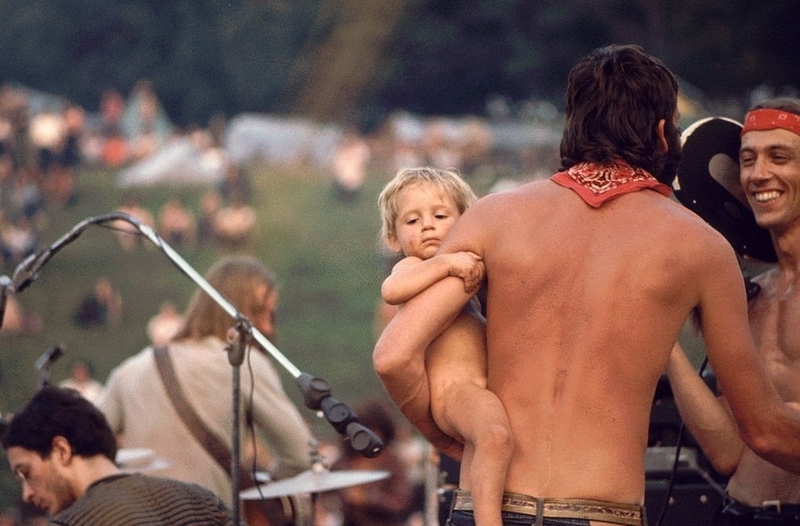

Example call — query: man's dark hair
[1,386,117,461]
[560,44,680,182]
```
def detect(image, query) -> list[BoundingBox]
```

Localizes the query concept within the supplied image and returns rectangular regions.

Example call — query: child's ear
[386,233,402,254]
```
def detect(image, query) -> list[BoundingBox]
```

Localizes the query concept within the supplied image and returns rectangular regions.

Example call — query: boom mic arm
[15,212,384,457]
[12,212,132,293]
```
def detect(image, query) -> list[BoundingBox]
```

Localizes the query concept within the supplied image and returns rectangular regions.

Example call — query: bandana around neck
[550,161,672,208]
[741,108,800,138]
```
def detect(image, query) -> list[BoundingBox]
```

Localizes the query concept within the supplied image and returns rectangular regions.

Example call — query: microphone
[296,372,384,457]
[0,275,11,331]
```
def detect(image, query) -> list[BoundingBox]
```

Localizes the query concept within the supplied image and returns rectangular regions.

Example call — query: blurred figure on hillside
[28,104,83,208]
[48,103,85,207]
[59,359,105,406]
[100,87,125,138]
[213,191,257,252]
[331,127,371,202]
[28,108,64,182]
[5,167,45,226]
[421,119,461,171]
[72,277,122,329]
[0,212,38,267]
[329,398,419,526]
[99,87,128,168]
[197,189,222,246]
[121,79,172,161]
[146,301,185,346]
[158,197,196,246]
[113,193,155,251]
[99,255,314,514]
[219,164,252,205]
[0,295,42,335]
[459,118,492,176]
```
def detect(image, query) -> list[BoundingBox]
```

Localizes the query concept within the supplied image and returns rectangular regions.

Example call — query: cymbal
[240,468,390,499]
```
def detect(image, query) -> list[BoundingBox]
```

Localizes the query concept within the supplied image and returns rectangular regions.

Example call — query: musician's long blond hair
[172,255,278,342]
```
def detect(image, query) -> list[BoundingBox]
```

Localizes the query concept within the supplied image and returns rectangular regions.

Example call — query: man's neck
[72,456,121,498]
[771,225,800,278]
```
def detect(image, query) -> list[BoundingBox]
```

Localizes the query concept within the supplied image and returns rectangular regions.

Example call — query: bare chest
[749,278,800,400]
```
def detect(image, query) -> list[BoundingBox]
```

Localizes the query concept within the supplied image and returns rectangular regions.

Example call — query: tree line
[0,0,797,130]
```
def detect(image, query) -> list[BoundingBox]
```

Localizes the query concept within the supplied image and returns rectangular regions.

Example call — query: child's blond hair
[378,167,477,251]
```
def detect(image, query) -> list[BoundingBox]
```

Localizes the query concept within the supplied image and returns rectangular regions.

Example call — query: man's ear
[51,436,74,465]
[656,119,668,152]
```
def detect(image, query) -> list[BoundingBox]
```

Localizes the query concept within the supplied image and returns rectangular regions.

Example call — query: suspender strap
[152,345,233,477]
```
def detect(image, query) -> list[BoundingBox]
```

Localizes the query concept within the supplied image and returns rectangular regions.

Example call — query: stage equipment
[240,467,389,500]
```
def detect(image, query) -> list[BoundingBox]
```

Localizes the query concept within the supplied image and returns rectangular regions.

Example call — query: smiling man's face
[740,128,800,231]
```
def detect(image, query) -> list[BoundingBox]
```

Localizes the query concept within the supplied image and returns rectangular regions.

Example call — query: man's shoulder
[55,473,228,525]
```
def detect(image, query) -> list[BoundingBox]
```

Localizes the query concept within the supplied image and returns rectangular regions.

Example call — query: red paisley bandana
[741,108,800,138]
[551,161,672,208]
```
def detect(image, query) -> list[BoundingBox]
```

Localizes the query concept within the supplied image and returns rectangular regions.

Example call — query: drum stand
[5,212,385,526]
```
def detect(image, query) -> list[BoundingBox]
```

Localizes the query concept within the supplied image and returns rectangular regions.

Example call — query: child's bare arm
[381,252,483,305]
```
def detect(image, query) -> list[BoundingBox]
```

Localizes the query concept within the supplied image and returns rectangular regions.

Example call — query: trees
[0,0,796,128]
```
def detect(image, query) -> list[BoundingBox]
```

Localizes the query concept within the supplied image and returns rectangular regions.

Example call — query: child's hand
[447,251,484,294]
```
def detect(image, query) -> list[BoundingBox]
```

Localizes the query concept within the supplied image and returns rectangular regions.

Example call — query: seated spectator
[218,164,252,205]
[197,189,222,246]
[72,277,122,329]
[59,360,105,406]
[0,295,42,335]
[6,168,45,225]
[213,191,256,252]
[158,198,196,246]
[0,213,38,266]
[331,128,371,202]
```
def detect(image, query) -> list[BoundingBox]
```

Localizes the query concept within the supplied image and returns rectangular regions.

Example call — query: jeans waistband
[452,489,645,526]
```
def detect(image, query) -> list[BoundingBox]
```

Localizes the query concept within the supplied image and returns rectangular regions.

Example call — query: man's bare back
[422,178,754,505]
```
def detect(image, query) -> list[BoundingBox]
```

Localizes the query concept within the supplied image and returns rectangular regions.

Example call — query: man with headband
[375,44,800,526]
[667,97,800,525]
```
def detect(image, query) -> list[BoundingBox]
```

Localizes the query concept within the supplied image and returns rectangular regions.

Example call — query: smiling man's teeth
[755,191,781,202]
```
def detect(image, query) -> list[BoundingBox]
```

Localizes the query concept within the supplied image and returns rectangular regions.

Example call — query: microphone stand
[9,212,384,524]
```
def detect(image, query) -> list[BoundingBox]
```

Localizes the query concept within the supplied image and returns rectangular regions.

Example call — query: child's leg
[437,384,512,526]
